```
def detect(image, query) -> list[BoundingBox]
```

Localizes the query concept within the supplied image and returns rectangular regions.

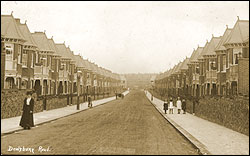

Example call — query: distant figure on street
[182,99,186,114]
[115,91,118,99]
[151,95,153,101]
[192,96,198,115]
[88,95,92,108]
[19,91,34,130]
[163,99,168,114]
[169,97,174,114]
[176,97,182,114]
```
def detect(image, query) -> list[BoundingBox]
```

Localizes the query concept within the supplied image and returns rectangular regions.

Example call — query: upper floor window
[60,62,66,71]
[17,45,22,64]
[31,53,34,68]
[233,48,242,65]
[222,55,226,72]
[217,56,220,72]
[22,50,28,67]
[5,43,14,61]
[209,60,216,71]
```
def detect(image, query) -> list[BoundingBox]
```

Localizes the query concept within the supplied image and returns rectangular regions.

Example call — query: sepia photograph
[1,1,249,155]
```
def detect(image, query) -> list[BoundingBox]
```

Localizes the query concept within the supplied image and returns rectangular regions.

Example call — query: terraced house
[154,17,249,99]
[1,13,26,90]
[223,17,249,96]
[198,35,222,96]
[31,31,55,96]
[187,46,203,97]
[1,13,126,119]
[215,26,232,96]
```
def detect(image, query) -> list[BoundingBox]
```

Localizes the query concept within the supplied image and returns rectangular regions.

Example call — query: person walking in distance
[163,99,168,114]
[19,91,35,130]
[176,97,182,114]
[169,97,174,114]
[182,99,186,114]
[88,94,92,108]
[151,94,153,101]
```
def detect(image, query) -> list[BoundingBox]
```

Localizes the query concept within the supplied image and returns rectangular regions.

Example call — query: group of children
[163,97,186,114]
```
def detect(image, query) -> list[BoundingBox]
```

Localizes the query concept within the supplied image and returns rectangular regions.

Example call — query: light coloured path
[1,91,129,135]
[145,91,249,155]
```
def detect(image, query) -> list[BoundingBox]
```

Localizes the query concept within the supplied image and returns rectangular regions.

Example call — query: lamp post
[77,70,82,110]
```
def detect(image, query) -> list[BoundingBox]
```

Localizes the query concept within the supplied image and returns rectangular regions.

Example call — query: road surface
[1,90,198,155]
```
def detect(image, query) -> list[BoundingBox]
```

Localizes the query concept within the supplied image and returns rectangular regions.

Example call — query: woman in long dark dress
[19,91,34,129]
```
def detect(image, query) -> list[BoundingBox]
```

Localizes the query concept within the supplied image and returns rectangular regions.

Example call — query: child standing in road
[163,99,168,114]
[176,97,182,114]
[169,97,174,114]
[182,99,186,114]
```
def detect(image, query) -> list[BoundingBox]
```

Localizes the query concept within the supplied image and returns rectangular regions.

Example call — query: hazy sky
[1,1,249,74]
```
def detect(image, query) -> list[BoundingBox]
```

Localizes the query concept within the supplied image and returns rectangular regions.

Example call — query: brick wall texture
[1,90,116,119]
[238,58,249,96]
[185,96,249,136]
[150,90,249,136]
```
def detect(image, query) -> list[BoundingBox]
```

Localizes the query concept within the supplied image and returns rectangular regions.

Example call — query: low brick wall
[185,96,249,136]
[149,90,249,136]
[1,90,117,119]
[1,89,43,119]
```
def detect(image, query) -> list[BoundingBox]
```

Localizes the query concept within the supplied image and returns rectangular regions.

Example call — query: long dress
[169,101,174,109]
[177,100,182,110]
[19,98,34,128]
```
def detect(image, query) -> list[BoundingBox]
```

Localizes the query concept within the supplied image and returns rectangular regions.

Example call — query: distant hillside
[122,73,157,89]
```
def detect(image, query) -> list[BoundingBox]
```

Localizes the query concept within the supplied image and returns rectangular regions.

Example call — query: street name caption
[7,145,51,154]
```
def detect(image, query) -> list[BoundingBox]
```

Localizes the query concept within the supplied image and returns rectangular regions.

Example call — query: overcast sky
[1,1,249,74]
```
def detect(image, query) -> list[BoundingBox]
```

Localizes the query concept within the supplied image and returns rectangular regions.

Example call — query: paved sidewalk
[145,91,249,155]
[1,90,129,135]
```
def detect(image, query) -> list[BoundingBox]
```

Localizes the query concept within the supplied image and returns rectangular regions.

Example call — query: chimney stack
[15,18,20,24]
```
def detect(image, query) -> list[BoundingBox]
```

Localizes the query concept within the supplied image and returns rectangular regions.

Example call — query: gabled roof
[203,36,222,56]
[224,19,249,44]
[189,47,204,62]
[88,62,98,74]
[55,43,71,59]
[32,32,54,53]
[215,27,232,52]
[180,57,190,70]
[16,19,37,47]
[82,59,92,72]
[169,64,178,77]
[73,55,85,68]
[197,41,210,60]
[96,66,105,77]
[48,38,61,57]
[1,14,25,41]
[66,47,76,63]
[173,61,183,75]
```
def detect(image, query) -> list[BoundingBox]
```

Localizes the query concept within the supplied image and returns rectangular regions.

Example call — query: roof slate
[48,38,61,56]
[203,36,222,56]
[16,21,37,47]
[55,43,71,59]
[180,58,190,70]
[224,20,249,44]
[190,47,204,62]
[1,15,25,41]
[215,28,232,52]
[32,32,54,52]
